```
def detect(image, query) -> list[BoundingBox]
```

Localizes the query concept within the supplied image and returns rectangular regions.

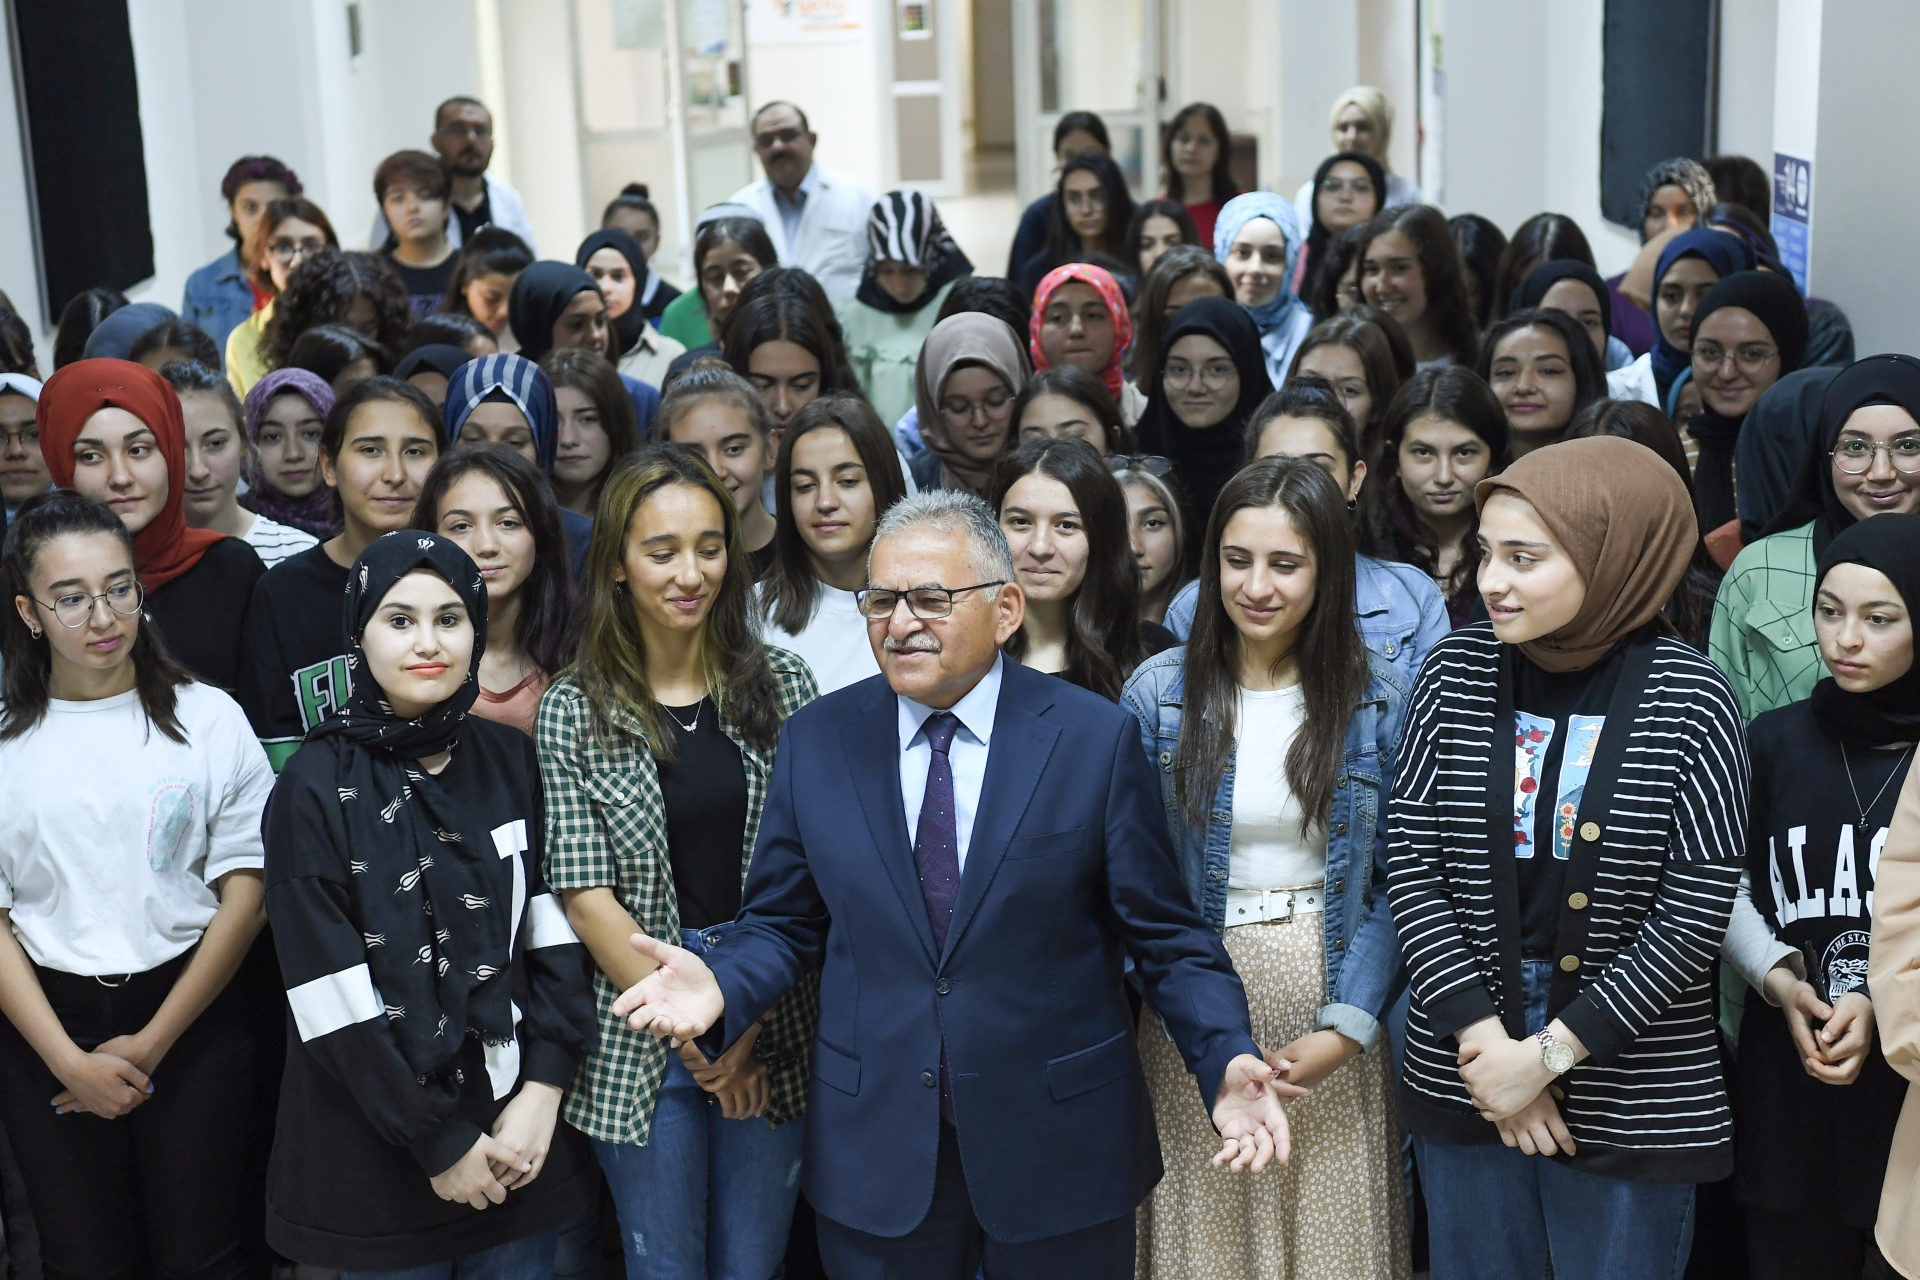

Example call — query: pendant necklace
[1840,740,1912,842]
[665,699,702,733]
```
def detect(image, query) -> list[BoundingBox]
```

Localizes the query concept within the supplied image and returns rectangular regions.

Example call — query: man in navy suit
[613,490,1294,1278]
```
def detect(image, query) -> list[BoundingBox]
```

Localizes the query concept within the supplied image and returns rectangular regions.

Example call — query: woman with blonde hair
[1291,86,1423,225]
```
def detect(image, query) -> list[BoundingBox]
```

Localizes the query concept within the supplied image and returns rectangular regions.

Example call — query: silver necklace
[1839,740,1912,840]
[664,698,702,733]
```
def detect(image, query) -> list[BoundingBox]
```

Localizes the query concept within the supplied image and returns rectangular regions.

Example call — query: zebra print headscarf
[855,190,973,314]
[304,530,513,1077]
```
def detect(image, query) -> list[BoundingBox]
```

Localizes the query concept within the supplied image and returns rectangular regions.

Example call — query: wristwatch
[1536,1029,1575,1075]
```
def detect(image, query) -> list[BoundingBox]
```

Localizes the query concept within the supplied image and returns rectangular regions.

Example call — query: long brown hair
[573,444,783,759]
[762,394,907,635]
[1174,458,1370,829]
[991,436,1147,701]
[1,492,193,743]
[1355,205,1482,366]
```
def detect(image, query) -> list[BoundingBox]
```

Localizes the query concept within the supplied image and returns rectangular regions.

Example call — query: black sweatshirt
[263,716,598,1272]
[236,544,349,770]
[145,536,265,692]
[1736,700,1909,1220]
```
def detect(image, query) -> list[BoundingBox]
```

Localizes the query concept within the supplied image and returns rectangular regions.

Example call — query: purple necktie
[914,712,961,1123]
[914,712,963,949]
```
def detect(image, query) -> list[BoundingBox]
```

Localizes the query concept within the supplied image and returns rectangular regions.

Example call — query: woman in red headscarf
[1029,263,1146,425]
[38,359,266,689]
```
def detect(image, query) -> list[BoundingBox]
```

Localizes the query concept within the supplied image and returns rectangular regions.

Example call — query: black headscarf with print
[1811,513,1920,745]
[1736,366,1840,543]
[1763,354,1920,556]
[304,530,509,1077]
[1133,296,1272,551]
[575,229,650,358]
[1685,269,1807,532]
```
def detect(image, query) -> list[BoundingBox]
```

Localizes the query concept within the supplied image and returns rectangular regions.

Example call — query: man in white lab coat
[728,102,877,306]
[367,97,538,255]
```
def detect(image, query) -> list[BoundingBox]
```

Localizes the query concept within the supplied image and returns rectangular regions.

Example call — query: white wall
[1718,0,1778,165]
[1810,0,1920,355]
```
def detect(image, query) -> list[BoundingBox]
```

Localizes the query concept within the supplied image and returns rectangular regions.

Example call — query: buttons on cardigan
[921,1071,937,1087]
[1559,955,1581,972]
[935,978,951,995]
[1567,892,1589,910]
[1549,1084,1565,1101]
[1579,822,1601,843]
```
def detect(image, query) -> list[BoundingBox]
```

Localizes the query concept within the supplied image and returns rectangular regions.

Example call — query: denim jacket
[1165,554,1448,691]
[1119,646,1409,1051]
[181,248,255,362]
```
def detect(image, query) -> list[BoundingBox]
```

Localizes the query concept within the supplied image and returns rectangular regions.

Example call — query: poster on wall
[1772,153,1812,293]
[745,0,865,44]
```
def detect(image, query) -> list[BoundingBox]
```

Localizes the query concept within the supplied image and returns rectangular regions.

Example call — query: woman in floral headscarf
[1029,261,1142,424]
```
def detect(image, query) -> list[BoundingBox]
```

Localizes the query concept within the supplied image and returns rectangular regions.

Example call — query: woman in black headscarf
[1729,512,1918,1280]
[1735,367,1842,544]
[1133,296,1271,552]
[1687,270,1808,534]
[262,530,597,1275]
[1510,259,1614,366]
[510,262,659,435]
[1712,355,1920,721]
[1298,150,1386,303]
[575,229,684,389]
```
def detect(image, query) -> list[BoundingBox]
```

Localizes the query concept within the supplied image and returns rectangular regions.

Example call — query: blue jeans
[593,926,805,1280]
[341,1229,558,1280]
[1414,959,1695,1280]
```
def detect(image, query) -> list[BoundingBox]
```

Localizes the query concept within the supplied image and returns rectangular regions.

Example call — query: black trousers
[0,954,255,1280]
[1745,1209,1900,1280]
[814,1121,1134,1280]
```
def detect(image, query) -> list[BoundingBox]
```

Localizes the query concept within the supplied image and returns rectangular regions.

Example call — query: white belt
[1224,886,1324,927]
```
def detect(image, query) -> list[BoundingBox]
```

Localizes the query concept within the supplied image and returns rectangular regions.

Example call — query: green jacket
[537,648,820,1144]
[1708,522,1820,723]
[836,279,957,427]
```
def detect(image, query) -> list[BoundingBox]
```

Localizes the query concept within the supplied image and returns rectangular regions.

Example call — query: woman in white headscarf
[1292,86,1423,226]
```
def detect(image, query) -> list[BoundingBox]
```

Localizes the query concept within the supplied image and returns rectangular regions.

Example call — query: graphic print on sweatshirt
[1764,821,1882,1002]
[1513,713,1604,860]
[292,654,352,733]
[147,776,201,872]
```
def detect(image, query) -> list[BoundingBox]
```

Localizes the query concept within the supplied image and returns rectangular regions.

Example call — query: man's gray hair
[870,489,1014,586]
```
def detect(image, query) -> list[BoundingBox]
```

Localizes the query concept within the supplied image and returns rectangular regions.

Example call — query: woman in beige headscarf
[907,312,1030,496]
[1384,435,1751,1277]
[1291,86,1424,226]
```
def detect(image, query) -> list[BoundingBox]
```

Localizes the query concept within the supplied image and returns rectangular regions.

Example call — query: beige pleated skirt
[1135,908,1410,1280]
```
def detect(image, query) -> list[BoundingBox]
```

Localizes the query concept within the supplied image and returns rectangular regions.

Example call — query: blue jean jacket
[1165,554,1448,691]
[181,248,255,363]
[1119,646,1409,1051]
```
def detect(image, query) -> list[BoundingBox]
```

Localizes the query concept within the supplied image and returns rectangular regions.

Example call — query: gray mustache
[884,634,942,654]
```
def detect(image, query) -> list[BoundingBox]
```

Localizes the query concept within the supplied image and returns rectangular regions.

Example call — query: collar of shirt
[772,162,822,246]
[897,653,1004,870]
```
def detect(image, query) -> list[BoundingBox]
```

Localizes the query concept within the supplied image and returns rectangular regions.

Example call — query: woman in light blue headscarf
[1213,192,1313,388]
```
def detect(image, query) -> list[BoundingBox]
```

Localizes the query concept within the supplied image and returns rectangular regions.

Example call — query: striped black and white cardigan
[1385,625,1749,1183]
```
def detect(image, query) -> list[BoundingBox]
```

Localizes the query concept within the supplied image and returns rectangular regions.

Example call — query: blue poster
[1772,153,1813,294]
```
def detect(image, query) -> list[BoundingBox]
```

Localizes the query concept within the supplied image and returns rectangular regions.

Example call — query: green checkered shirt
[537,647,821,1145]
[1709,521,1819,722]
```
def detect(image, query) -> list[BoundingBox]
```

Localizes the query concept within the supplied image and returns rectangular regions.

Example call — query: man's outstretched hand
[1210,1053,1302,1172]
[609,932,726,1047]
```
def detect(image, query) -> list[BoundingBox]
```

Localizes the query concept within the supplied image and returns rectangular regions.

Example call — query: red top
[1185,199,1224,252]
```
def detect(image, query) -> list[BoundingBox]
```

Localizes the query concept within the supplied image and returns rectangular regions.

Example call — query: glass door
[1012,0,1162,203]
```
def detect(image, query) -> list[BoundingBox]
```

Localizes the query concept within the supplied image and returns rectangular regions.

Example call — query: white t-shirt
[0,683,274,975]
[758,581,882,695]
[1228,684,1328,891]
[243,512,320,568]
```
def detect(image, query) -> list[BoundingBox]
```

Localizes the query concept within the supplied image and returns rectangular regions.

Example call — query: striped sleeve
[1386,634,1502,1039]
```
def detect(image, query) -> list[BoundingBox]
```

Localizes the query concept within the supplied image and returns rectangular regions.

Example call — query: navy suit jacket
[705,660,1261,1242]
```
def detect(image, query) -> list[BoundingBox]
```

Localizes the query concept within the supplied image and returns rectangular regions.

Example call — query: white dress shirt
[897,655,1004,872]
[730,162,878,305]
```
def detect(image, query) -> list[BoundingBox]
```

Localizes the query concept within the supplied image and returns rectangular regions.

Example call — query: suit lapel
[840,684,940,964]
[940,668,1060,966]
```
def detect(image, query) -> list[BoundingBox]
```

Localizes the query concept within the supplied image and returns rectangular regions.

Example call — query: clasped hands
[1454,1015,1586,1159]
[608,931,1307,1173]
[1763,965,1875,1086]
